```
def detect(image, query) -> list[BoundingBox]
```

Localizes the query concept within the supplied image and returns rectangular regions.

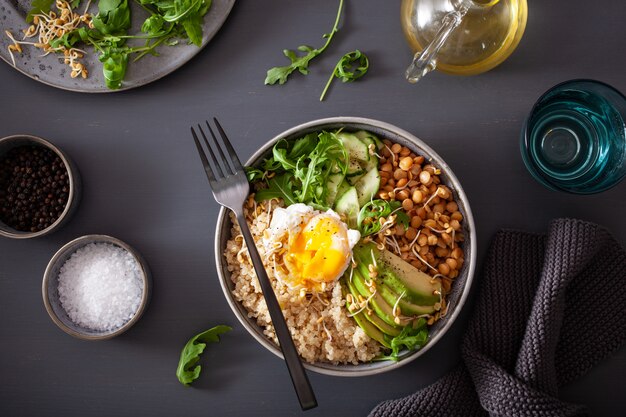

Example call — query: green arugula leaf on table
[265,0,344,85]
[176,325,231,386]
[320,49,369,101]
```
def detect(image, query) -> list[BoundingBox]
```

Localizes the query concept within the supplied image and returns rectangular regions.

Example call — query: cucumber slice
[334,186,359,228]
[354,130,384,150]
[336,180,351,202]
[351,131,380,171]
[362,154,379,172]
[346,173,364,186]
[346,159,365,177]
[356,133,375,149]
[338,132,369,162]
[326,173,345,206]
[355,168,381,206]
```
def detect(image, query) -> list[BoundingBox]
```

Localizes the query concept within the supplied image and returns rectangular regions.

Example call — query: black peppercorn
[0,146,69,232]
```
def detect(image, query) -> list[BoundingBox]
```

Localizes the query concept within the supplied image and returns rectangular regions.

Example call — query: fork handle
[235,212,318,410]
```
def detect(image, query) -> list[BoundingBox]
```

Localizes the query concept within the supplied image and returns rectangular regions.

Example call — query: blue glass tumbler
[521,79,626,194]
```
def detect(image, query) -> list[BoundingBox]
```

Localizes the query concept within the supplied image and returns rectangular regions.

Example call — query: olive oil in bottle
[401,0,527,82]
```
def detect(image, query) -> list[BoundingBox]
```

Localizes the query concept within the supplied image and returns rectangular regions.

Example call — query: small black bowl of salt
[43,235,151,340]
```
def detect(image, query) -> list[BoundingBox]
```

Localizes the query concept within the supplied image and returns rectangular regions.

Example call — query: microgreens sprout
[411,245,437,272]
[422,186,442,210]
[368,143,384,160]
[315,292,331,307]
[347,291,376,318]
[392,291,407,317]
[321,320,333,341]
[409,229,421,248]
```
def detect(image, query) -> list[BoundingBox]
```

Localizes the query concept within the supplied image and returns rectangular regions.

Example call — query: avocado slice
[377,249,442,306]
[343,284,391,348]
[378,284,436,316]
[352,267,401,328]
[346,278,401,337]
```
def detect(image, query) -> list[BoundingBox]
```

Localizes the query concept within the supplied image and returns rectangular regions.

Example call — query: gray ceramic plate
[0,0,235,92]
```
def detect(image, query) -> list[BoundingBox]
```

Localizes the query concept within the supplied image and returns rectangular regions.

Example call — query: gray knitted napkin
[370,219,626,417]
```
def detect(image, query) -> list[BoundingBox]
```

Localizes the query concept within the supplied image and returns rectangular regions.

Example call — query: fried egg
[263,204,360,292]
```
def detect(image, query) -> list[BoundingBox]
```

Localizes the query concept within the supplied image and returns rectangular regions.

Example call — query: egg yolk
[286,216,349,288]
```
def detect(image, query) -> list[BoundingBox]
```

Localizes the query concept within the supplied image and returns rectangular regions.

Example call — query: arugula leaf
[92,0,131,36]
[288,133,318,158]
[379,319,428,361]
[26,0,54,23]
[99,47,130,89]
[181,13,203,46]
[251,131,349,208]
[141,15,165,36]
[176,325,231,386]
[70,0,82,8]
[137,0,211,47]
[357,200,410,236]
[49,27,89,49]
[320,49,369,101]
[265,0,344,85]
[245,167,266,183]
[154,0,201,22]
[255,173,297,206]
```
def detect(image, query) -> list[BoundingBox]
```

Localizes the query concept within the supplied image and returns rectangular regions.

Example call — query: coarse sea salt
[57,242,144,332]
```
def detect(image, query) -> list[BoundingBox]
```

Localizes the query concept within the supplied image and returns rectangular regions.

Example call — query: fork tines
[191,118,243,183]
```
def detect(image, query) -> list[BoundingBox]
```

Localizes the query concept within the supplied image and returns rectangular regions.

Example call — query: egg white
[263,204,360,292]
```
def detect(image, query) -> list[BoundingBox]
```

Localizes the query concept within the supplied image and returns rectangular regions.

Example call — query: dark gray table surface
[1,1,625,416]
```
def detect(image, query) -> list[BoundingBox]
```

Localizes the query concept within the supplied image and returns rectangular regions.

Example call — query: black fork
[191,118,317,410]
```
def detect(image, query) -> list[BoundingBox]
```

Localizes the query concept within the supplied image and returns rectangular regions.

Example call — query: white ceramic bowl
[214,117,476,376]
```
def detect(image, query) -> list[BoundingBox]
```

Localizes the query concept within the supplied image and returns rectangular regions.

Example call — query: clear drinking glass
[521,79,626,194]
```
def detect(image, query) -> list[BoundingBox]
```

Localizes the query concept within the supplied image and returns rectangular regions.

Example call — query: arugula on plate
[92,0,131,35]
[247,131,349,209]
[176,325,231,386]
[265,0,344,85]
[139,0,212,47]
[22,0,212,89]
[26,0,54,22]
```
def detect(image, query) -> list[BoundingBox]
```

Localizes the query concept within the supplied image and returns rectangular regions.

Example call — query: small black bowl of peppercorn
[0,135,81,239]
